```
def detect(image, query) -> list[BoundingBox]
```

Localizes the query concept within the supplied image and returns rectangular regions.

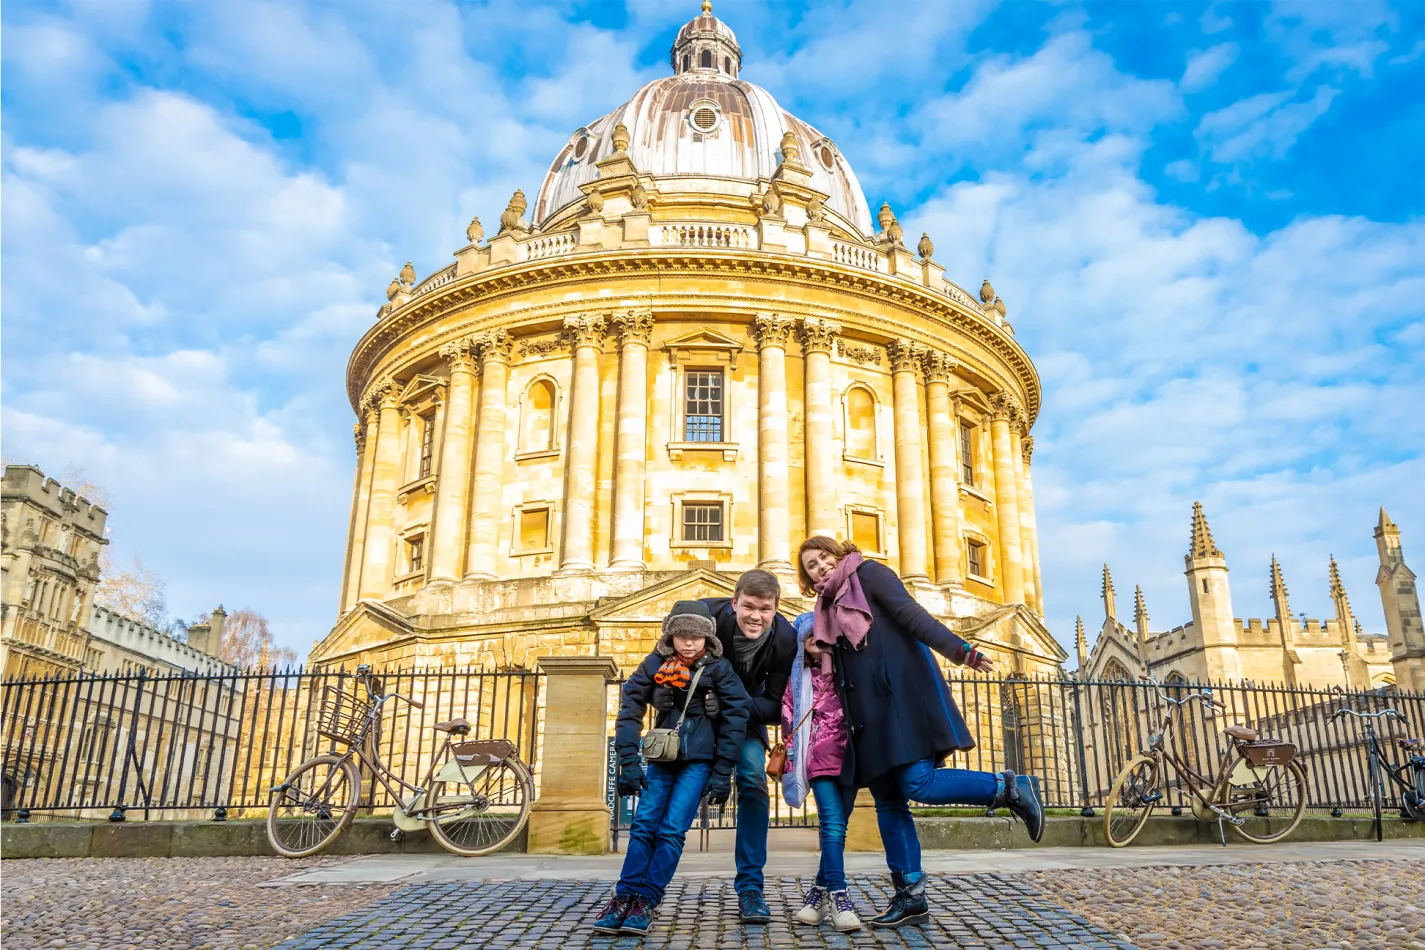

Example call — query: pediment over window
[662,327,744,370]
[398,374,446,412]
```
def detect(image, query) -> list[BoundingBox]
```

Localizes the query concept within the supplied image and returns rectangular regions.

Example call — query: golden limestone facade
[312,6,1064,677]
[1080,503,1425,690]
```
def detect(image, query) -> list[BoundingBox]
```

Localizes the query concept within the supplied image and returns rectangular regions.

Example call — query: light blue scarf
[783,611,816,808]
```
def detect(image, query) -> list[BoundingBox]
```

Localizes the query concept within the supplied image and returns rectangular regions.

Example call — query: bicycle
[266,665,534,857]
[1103,677,1307,847]
[1331,706,1424,842]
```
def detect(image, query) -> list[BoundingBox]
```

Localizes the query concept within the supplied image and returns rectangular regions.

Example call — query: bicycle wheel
[1224,757,1307,844]
[1104,754,1161,848]
[267,753,361,857]
[426,757,535,857]
[1404,762,1425,821]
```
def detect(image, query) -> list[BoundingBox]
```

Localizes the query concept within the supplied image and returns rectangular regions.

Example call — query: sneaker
[828,890,862,932]
[738,889,772,923]
[591,896,629,934]
[793,886,827,925]
[619,896,654,936]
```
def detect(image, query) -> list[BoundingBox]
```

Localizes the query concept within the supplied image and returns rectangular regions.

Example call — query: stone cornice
[347,250,1040,421]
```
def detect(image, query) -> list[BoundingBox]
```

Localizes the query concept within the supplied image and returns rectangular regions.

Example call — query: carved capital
[439,336,478,373]
[797,317,840,355]
[989,391,1022,423]
[562,313,607,350]
[475,329,513,367]
[887,339,925,374]
[921,350,956,385]
[751,313,795,350]
[1021,435,1034,465]
[362,376,398,413]
[353,421,366,453]
[612,309,654,347]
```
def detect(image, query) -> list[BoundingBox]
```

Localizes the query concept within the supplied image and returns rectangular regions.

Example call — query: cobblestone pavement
[272,875,1134,949]
[1029,859,1425,950]
[0,857,397,950]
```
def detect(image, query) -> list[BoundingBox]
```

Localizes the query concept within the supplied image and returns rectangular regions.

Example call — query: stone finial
[1269,555,1293,626]
[399,261,417,287]
[386,277,403,301]
[994,297,1008,317]
[780,130,799,163]
[499,189,528,233]
[1188,501,1222,558]
[1328,556,1347,600]
[1134,585,1149,630]
[1075,616,1088,671]
[917,232,934,260]
[1102,564,1117,621]
[611,123,631,155]
[980,278,995,304]
[466,215,484,244]
[702,0,712,13]
[630,183,649,210]
[877,201,895,232]
[804,194,825,223]
[586,189,605,214]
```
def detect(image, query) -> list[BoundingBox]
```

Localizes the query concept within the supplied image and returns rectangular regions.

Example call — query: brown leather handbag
[766,706,815,781]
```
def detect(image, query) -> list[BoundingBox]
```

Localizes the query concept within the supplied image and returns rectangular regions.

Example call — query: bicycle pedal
[390,829,404,842]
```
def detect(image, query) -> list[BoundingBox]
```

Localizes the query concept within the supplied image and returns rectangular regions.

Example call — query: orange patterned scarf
[653,651,704,689]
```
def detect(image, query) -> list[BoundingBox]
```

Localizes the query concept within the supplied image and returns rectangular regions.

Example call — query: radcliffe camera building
[313,5,1065,675]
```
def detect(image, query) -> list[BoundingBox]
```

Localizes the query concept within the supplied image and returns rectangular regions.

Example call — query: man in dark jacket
[698,570,796,923]
[596,600,750,937]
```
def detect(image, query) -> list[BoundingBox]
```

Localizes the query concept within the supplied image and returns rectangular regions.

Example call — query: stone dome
[532,5,874,236]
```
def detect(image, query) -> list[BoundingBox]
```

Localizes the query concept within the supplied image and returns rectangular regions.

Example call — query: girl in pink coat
[782,611,860,931]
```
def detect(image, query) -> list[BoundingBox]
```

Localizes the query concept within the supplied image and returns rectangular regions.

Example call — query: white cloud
[1181,42,1239,92]
[1195,85,1338,164]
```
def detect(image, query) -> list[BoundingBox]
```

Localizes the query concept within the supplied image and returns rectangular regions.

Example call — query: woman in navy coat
[796,536,1045,928]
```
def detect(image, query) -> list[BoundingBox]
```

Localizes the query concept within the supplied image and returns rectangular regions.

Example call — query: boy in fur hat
[594,600,751,937]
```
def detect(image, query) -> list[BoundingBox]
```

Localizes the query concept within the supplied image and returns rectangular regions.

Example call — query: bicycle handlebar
[1139,676,1225,711]
[1331,707,1407,724]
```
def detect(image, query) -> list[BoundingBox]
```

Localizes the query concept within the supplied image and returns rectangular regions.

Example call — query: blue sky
[3,0,1422,660]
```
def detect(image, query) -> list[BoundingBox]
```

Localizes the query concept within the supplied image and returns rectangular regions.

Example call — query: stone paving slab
[271,875,1137,949]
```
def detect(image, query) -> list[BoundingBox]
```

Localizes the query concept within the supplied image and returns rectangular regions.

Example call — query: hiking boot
[591,896,629,934]
[993,769,1046,843]
[869,871,929,928]
[619,896,654,936]
[793,885,827,925]
[738,889,772,923]
[828,889,862,932]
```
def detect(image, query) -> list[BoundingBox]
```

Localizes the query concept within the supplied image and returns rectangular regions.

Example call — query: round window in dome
[814,139,837,170]
[689,102,721,133]
[573,134,589,160]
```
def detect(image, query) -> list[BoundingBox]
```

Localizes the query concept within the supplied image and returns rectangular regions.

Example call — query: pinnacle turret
[1270,555,1292,625]
[1075,615,1088,672]
[1189,501,1222,558]
[1102,564,1117,621]
[1134,584,1149,629]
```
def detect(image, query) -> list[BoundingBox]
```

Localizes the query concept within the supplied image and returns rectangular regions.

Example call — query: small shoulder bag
[640,666,705,763]
[766,704,815,781]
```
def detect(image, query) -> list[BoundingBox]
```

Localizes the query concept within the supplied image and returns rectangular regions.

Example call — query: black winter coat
[701,597,796,747]
[616,645,751,775]
[832,558,978,786]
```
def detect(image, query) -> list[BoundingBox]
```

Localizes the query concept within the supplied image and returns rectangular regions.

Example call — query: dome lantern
[671,0,742,78]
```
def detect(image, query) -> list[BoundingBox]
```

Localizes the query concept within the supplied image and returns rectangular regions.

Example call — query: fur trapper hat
[656,600,723,657]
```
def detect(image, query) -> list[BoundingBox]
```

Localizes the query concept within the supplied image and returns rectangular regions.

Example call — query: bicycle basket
[317,685,378,746]
[1243,740,1296,767]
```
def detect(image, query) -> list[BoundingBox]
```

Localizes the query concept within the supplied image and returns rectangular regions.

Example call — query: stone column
[358,380,401,601]
[427,338,478,585]
[1020,434,1044,614]
[526,655,620,854]
[340,411,379,612]
[557,314,606,574]
[609,310,653,571]
[799,318,839,538]
[753,314,795,573]
[888,340,929,581]
[990,393,1026,605]
[1009,424,1036,609]
[465,331,513,580]
[923,351,964,587]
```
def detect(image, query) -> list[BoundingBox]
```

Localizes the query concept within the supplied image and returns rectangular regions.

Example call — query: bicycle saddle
[433,717,473,735]
[1400,737,1423,749]
[1223,724,1258,742]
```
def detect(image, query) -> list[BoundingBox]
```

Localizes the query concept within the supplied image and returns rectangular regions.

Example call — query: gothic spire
[1270,555,1292,624]
[1379,506,1397,531]
[1189,501,1222,558]
[1134,585,1150,630]
[1102,564,1117,621]
[1075,615,1088,672]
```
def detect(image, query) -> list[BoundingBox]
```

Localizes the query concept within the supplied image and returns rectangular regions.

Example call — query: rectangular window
[682,503,724,543]
[519,507,550,551]
[850,511,880,554]
[418,414,435,478]
[684,370,723,442]
[960,422,975,487]
[407,536,425,575]
[966,539,985,578]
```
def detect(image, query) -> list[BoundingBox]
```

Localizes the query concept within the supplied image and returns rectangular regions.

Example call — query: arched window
[724,57,731,74]
[1102,659,1132,682]
[520,379,556,453]
[700,49,712,69]
[845,385,877,459]
[682,54,690,72]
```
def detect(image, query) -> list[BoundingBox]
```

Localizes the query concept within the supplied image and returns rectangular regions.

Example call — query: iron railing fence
[0,667,542,820]
[607,675,1425,839]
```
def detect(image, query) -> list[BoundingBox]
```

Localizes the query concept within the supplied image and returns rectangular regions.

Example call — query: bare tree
[192,608,298,667]
[57,464,111,507]
[94,553,169,629]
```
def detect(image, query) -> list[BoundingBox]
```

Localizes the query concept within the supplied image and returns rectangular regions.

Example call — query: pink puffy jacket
[780,662,849,779]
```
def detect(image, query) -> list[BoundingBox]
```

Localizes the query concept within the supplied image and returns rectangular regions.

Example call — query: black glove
[618,761,646,797]
[705,771,732,806]
[703,690,721,719]
[652,686,677,712]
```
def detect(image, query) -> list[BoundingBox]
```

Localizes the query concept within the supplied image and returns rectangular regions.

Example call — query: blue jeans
[867,759,999,876]
[617,761,713,903]
[733,737,769,894]
[810,778,854,891]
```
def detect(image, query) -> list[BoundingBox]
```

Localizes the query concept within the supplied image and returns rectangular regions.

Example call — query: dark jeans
[733,736,769,894]
[867,759,999,876]
[617,761,713,903]
[809,778,855,891]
